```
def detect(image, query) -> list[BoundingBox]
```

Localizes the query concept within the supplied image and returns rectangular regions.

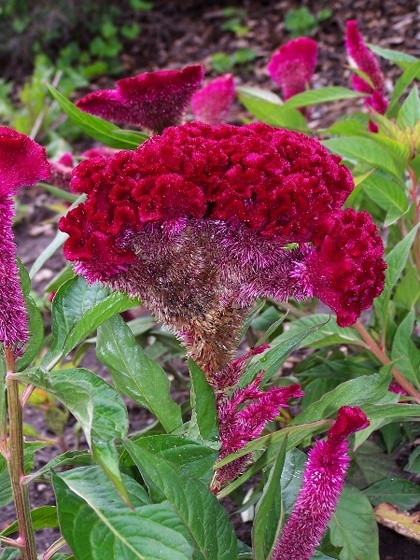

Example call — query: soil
[2,0,420,558]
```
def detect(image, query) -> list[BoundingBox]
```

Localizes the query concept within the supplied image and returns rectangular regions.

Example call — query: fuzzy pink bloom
[213,370,304,490]
[191,74,236,125]
[76,65,204,133]
[0,127,50,354]
[49,153,75,190]
[81,147,119,160]
[267,38,318,101]
[345,20,388,130]
[59,122,385,336]
[273,406,369,560]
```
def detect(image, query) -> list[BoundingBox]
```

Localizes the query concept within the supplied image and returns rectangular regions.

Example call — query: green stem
[354,320,420,404]
[5,346,37,560]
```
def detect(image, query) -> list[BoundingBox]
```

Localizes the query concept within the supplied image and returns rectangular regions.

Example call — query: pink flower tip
[267,37,318,101]
[328,405,369,443]
[76,65,204,133]
[191,74,236,125]
[0,127,50,195]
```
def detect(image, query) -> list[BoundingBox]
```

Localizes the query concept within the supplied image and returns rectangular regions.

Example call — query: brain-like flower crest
[59,122,385,373]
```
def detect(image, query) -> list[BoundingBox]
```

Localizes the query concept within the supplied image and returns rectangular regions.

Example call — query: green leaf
[29,228,70,279]
[361,173,408,226]
[0,442,47,507]
[252,440,287,560]
[363,478,420,510]
[350,441,399,487]
[409,153,420,181]
[46,84,148,149]
[280,448,306,513]
[16,294,44,370]
[361,403,420,422]
[1,506,58,536]
[290,367,392,427]
[367,44,419,72]
[322,137,404,181]
[391,309,420,387]
[394,266,420,309]
[215,420,329,470]
[53,467,193,560]
[123,440,237,560]
[374,224,419,311]
[16,367,129,501]
[236,86,307,130]
[397,86,420,130]
[405,446,420,474]
[268,314,363,350]
[96,314,182,433]
[42,276,138,369]
[240,321,328,386]
[387,60,420,116]
[188,360,218,442]
[125,435,217,482]
[25,450,95,484]
[330,485,379,560]
[282,86,363,109]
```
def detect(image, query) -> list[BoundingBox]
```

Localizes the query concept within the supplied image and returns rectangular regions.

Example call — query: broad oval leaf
[96,314,182,433]
[42,276,139,369]
[53,467,193,560]
[123,440,237,560]
[330,485,379,560]
[16,367,128,500]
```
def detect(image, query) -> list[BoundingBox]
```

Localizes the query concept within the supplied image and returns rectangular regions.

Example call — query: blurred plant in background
[0,8,419,560]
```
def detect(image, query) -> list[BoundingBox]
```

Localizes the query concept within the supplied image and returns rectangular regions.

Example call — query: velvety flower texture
[76,65,204,133]
[191,74,236,125]
[345,20,388,130]
[59,122,385,374]
[267,37,318,101]
[273,406,369,560]
[0,127,50,354]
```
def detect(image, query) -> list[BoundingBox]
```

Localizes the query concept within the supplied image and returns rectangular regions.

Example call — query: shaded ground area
[3,0,420,557]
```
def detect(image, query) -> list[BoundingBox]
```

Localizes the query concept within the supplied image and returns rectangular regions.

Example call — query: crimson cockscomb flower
[191,74,236,125]
[345,20,388,131]
[59,122,385,378]
[76,65,204,134]
[272,406,369,560]
[267,37,318,101]
[212,361,304,491]
[0,127,50,355]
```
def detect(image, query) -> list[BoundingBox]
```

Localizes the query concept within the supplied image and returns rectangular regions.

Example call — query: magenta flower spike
[212,364,304,491]
[191,74,236,125]
[272,406,369,560]
[345,20,388,129]
[0,127,50,354]
[267,38,318,101]
[59,122,385,378]
[76,65,204,134]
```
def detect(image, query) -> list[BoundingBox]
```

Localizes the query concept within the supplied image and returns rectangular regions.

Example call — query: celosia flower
[267,37,318,101]
[191,74,236,125]
[76,65,204,134]
[49,152,75,189]
[345,20,388,131]
[59,122,385,376]
[272,406,369,560]
[0,127,50,354]
[212,366,304,491]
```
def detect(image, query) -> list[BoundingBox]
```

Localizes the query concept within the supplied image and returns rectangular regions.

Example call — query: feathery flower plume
[267,37,318,101]
[345,20,388,131]
[272,406,369,560]
[76,65,204,134]
[59,122,385,377]
[212,366,303,491]
[191,74,236,125]
[0,127,50,354]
